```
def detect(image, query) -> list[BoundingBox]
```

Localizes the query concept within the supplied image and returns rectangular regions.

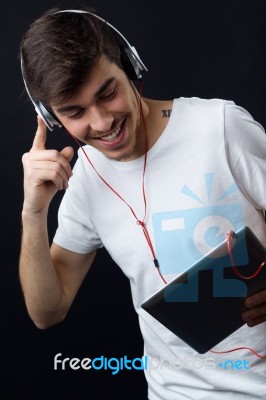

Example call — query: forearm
[19,210,66,329]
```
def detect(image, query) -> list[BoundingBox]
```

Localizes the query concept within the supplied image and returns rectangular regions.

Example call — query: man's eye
[101,88,116,100]
[67,110,84,120]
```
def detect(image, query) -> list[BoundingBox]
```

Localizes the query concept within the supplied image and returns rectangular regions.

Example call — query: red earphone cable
[65,80,167,284]
[226,232,266,280]
[210,347,266,359]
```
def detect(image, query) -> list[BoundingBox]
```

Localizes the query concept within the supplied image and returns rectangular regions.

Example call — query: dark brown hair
[20,7,123,107]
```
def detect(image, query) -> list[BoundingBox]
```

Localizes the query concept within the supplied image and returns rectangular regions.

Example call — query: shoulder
[175,96,227,109]
[175,97,264,130]
[171,97,228,130]
[173,97,228,124]
[174,97,265,134]
[223,102,265,156]
[223,101,265,135]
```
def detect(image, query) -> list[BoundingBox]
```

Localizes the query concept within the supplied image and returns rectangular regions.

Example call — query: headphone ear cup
[38,102,63,131]
[120,46,140,80]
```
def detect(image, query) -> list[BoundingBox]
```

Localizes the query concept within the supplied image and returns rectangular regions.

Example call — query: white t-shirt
[54,98,266,400]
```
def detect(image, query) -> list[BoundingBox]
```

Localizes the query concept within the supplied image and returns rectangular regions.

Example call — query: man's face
[53,56,145,161]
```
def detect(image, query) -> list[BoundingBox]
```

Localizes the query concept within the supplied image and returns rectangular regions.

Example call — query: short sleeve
[224,101,266,210]
[53,155,103,254]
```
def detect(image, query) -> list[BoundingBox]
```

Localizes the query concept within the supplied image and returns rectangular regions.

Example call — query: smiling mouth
[96,120,125,142]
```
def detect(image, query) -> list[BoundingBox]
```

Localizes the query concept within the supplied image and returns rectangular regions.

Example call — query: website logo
[53,353,251,374]
[152,173,247,301]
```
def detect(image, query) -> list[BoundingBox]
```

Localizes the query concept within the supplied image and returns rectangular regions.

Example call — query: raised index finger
[30,116,47,152]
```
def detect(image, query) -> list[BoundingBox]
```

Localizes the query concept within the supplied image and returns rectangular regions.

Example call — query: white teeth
[101,125,122,141]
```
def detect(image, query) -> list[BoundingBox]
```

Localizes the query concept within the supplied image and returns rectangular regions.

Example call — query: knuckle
[50,149,60,160]
[53,162,62,173]
[21,152,29,163]
[50,170,58,179]
[25,169,37,182]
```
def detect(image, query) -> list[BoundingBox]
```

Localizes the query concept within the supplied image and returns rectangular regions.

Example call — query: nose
[89,105,114,133]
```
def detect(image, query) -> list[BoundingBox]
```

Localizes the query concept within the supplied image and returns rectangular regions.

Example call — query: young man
[19,7,266,400]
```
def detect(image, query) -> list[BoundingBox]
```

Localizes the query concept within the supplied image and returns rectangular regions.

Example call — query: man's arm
[19,212,95,329]
[19,117,94,329]
[224,103,266,328]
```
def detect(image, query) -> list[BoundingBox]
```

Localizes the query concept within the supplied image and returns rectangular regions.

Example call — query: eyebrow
[56,77,116,115]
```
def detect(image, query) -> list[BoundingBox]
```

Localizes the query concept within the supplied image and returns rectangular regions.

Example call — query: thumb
[60,146,74,162]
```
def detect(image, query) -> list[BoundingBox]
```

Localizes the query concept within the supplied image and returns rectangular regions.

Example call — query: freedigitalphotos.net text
[54,353,250,375]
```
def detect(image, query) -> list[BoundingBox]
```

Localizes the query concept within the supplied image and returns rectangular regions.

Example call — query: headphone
[21,9,148,131]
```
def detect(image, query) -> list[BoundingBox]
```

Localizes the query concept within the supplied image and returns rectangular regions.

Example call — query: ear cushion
[120,46,140,80]
[38,102,63,130]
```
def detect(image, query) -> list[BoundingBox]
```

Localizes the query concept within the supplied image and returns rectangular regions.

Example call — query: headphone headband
[56,10,148,76]
[21,9,148,131]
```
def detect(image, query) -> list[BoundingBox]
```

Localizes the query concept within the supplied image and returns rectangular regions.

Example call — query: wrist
[21,205,48,223]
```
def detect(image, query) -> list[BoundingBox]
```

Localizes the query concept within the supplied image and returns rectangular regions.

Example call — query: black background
[1,1,265,399]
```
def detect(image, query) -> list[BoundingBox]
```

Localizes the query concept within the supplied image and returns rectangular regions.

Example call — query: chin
[105,145,137,162]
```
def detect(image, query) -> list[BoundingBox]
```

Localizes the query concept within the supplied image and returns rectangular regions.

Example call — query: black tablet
[141,226,266,354]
